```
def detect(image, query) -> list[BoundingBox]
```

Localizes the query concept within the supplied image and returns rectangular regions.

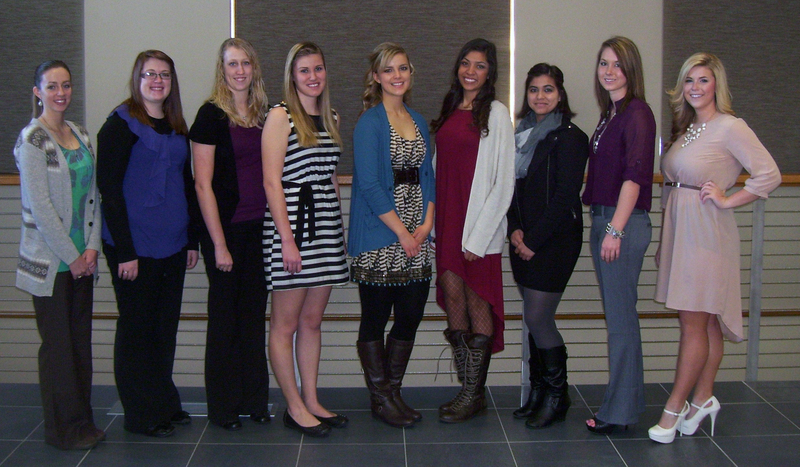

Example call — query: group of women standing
[15,33,780,449]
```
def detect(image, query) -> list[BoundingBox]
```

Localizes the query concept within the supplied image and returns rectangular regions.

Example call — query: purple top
[581,97,656,212]
[229,125,266,223]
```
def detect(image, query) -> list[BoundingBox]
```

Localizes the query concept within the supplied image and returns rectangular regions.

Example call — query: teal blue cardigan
[347,103,435,257]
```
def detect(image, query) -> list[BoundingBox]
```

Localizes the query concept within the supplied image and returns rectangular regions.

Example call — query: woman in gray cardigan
[14,60,104,450]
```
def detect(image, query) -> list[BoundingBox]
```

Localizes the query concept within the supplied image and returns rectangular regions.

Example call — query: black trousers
[104,244,186,432]
[357,280,430,342]
[200,220,269,424]
[33,272,95,448]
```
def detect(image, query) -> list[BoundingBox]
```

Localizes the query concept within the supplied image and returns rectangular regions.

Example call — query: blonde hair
[594,36,646,116]
[362,42,414,112]
[282,42,342,148]
[665,52,734,150]
[209,38,269,128]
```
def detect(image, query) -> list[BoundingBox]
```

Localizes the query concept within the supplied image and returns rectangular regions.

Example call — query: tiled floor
[0,381,798,466]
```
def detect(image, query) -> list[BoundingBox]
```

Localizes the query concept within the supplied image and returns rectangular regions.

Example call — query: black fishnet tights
[438,270,493,336]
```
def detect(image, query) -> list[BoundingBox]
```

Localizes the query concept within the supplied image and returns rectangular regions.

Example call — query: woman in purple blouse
[190,38,271,431]
[582,36,656,434]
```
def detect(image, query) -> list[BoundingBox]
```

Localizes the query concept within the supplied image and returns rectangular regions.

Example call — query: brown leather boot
[513,333,545,419]
[385,337,422,422]
[439,333,492,423]
[438,328,467,415]
[357,341,414,428]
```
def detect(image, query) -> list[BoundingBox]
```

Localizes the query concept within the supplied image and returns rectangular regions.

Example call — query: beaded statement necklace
[682,122,706,148]
[592,112,615,154]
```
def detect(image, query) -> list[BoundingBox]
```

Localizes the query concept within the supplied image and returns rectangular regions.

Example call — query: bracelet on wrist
[605,223,625,239]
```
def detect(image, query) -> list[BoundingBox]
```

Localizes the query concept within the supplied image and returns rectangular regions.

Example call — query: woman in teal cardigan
[348,43,434,428]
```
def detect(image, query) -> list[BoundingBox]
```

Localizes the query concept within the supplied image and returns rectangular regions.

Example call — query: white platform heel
[648,401,690,444]
[679,395,721,436]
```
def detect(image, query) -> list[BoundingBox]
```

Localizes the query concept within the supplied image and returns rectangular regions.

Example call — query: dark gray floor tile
[575,383,669,408]
[499,407,600,442]
[658,381,763,404]
[0,407,43,440]
[715,434,800,466]
[613,437,734,467]
[0,384,41,407]
[189,444,300,467]
[301,410,405,445]
[299,443,405,467]
[490,386,584,410]
[80,441,196,467]
[0,440,22,463]
[90,385,121,409]
[407,442,515,467]
[314,387,370,411]
[510,439,625,466]
[404,409,507,443]
[772,402,800,427]
[749,380,800,402]
[709,402,800,436]
[1,440,88,467]
[200,416,300,445]
[177,386,208,403]
[399,386,460,410]
[100,415,208,444]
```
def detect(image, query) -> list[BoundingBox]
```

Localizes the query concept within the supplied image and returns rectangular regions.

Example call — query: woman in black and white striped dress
[262,42,348,438]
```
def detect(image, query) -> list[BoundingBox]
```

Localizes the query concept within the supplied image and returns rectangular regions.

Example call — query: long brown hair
[282,42,342,148]
[431,38,498,137]
[209,38,269,128]
[123,50,188,135]
[594,36,646,117]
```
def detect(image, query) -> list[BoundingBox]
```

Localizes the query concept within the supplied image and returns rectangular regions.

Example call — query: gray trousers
[589,205,651,425]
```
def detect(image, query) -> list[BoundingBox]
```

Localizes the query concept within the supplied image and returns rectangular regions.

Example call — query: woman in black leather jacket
[507,63,589,429]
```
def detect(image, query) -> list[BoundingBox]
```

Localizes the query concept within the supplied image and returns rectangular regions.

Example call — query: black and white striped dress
[263,103,348,290]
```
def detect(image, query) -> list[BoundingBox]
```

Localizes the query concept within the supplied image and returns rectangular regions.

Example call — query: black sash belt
[393,167,420,185]
[283,181,316,245]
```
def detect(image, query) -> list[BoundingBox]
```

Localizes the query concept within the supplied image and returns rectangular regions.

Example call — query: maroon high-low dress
[435,109,505,353]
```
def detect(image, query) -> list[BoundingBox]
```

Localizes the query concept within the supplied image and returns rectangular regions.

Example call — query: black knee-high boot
[513,333,545,419]
[526,345,571,428]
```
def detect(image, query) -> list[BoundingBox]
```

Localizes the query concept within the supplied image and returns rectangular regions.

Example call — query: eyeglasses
[140,71,172,80]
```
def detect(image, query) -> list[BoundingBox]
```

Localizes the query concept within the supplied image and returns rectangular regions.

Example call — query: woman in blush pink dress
[648,52,780,444]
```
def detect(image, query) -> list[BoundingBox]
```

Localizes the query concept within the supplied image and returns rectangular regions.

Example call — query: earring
[38,100,43,107]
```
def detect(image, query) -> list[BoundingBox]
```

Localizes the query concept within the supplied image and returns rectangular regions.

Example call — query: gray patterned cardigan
[14,118,102,297]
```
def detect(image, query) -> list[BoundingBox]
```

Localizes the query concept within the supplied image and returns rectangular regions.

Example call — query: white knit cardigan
[461,100,516,257]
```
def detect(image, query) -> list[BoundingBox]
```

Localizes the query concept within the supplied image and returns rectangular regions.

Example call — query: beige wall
[514,0,664,160]
[84,0,231,144]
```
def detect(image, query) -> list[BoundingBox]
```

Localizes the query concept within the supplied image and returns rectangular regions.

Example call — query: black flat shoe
[586,416,627,435]
[222,419,243,431]
[250,413,271,424]
[145,423,176,438]
[171,410,192,425]
[283,410,331,438]
[315,413,349,428]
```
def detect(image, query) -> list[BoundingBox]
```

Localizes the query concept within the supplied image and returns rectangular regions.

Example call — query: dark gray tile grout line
[0,419,44,467]
[402,423,408,467]
[486,386,520,467]
[744,381,800,432]
[185,418,210,467]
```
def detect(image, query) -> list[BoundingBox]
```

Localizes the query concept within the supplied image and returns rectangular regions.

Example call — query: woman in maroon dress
[431,38,515,423]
